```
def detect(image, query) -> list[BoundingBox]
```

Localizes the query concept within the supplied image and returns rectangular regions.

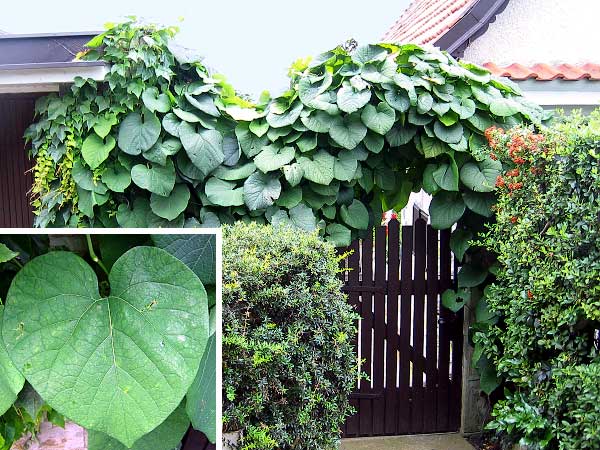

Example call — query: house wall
[463,0,600,66]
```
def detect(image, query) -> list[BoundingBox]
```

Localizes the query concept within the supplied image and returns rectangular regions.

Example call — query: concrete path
[342,433,473,450]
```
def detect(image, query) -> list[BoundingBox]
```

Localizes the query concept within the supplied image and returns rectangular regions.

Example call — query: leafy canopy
[27,20,545,247]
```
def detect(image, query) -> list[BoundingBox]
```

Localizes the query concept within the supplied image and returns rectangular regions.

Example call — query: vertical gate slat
[372,226,387,435]
[437,228,452,430]
[425,225,439,431]
[411,219,427,433]
[384,220,400,435]
[359,237,374,436]
[397,225,413,434]
[449,248,463,431]
[343,241,360,436]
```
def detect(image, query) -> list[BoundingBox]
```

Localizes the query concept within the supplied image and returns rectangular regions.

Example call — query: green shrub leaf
[81,134,116,170]
[117,109,161,155]
[131,159,176,196]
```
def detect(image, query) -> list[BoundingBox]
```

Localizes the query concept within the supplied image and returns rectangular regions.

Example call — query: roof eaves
[434,0,510,57]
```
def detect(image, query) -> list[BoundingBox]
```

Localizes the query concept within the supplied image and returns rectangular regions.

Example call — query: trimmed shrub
[477,111,600,449]
[222,223,358,449]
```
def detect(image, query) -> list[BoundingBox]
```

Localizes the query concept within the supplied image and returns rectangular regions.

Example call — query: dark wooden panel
[342,220,462,437]
[0,94,38,227]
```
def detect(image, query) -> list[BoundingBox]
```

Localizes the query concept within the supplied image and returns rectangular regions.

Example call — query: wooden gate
[340,218,463,437]
[0,94,37,228]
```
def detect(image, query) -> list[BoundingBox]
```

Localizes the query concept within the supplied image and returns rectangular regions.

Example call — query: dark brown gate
[0,94,38,228]
[340,218,463,437]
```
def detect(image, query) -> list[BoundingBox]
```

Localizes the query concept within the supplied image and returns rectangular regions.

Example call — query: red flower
[506,168,520,177]
[490,152,498,161]
[508,182,523,191]
[510,216,518,224]
[495,175,506,188]
[527,290,534,299]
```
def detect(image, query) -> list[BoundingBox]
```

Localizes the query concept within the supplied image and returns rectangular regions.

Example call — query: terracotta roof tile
[383,0,478,44]
[483,62,600,81]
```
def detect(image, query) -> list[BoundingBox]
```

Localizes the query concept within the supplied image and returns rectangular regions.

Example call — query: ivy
[26,19,547,244]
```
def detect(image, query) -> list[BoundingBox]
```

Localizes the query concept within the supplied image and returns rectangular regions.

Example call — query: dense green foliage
[222,223,358,449]
[476,113,600,449]
[27,20,545,247]
[0,234,216,449]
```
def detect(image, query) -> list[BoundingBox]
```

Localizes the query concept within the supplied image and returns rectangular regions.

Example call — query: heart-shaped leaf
[88,402,190,450]
[0,243,19,264]
[337,83,371,113]
[186,334,216,443]
[433,160,459,191]
[179,122,224,174]
[266,101,303,128]
[490,97,521,117]
[142,87,171,114]
[205,177,245,207]
[116,198,184,228]
[429,191,466,229]
[301,110,333,133]
[334,152,359,182]
[326,223,352,247]
[460,158,502,192]
[2,247,208,447]
[82,134,116,169]
[283,163,304,187]
[254,145,295,173]
[361,102,395,135]
[143,138,182,165]
[298,150,335,185]
[131,159,176,196]
[0,307,25,416]
[101,162,131,193]
[433,120,463,144]
[185,93,220,117]
[329,113,367,149]
[450,229,473,261]
[243,172,281,210]
[150,184,190,220]
[340,199,369,230]
[93,114,118,139]
[117,109,161,155]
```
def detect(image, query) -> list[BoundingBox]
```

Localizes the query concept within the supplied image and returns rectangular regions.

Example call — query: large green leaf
[116,198,184,228]
[82,134,116,169]
[298,150,335,185]
[429,191,466,229]
[300,110,334,133]
[360,102,395,135]
[460,158,502,192]
[463,191,496,217]
[386,124,417,147]
[384,88,410,112]
[150,184,190,220]
[205,177,245,207]
[212,162,256,181]
[186,334,216,443]
[88,402,190,450]
[326,223,352,247]
[329,114,367,150]
[340,199,369,230]
[336,83,371,113]
[254,145,296,173]
[298,72,333,104]
[143,138,182,165]
[142,87,171,114]
[93,114,118,139]
[152,234,216,286]
[0,243,18,264]
[131,159,176,196]
[432,160,459,191]
[0,307,25,415]
[489,97,521,117]
[235,123,270,158]
[185,93,220,117]
[2,247,209,447]
[433,121,463,144]
[179,122,224,174]
[283,163,304,187]
[450,229,473,262]
[117,109,161,155]
[334,152,359,182]
[243,172,282,210]
[102,162,131,193]
[272,203,317,232]
[266,101,303,128]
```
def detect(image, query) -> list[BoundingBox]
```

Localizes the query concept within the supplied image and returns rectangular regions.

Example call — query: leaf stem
[86,235,109,276]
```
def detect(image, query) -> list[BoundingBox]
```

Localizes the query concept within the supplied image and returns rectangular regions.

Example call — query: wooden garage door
[0,94,38,228]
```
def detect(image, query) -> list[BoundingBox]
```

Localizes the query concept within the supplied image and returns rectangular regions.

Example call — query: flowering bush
[476,111,600,449]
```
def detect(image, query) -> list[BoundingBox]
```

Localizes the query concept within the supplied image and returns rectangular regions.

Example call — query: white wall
[463,0,600,66]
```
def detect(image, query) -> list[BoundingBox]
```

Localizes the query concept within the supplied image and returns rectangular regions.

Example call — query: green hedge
[476,111,600,449]
[222,223,358,449]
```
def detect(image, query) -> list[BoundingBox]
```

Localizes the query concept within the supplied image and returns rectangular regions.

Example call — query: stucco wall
[463,0,600,65]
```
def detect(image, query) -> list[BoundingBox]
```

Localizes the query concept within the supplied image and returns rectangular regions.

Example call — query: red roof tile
[483,62,600,81]
[383,0,478,44]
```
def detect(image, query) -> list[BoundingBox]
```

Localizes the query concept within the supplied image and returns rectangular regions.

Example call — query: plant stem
[13,259,23,269]
[86,235,109,276]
